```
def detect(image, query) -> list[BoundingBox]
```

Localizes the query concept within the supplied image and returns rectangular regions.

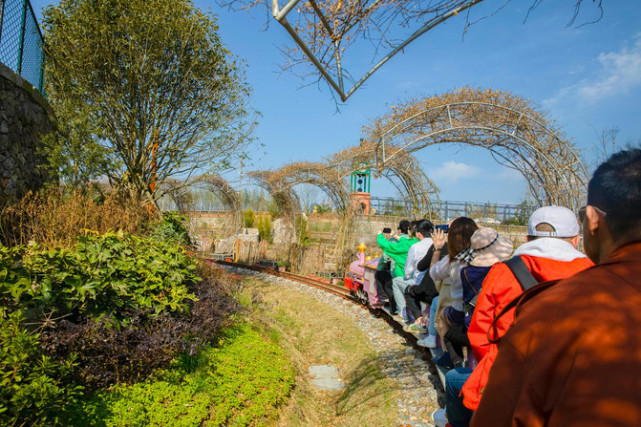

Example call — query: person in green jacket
[377,220,418,315]
[377,219,416,277]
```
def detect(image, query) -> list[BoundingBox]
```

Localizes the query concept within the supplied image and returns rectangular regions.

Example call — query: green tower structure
[350,168,371,194]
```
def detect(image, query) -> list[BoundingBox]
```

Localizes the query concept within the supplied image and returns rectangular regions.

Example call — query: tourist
[472,148,641,425]
[417,217,478,348]
[376,219,416,315]
[431,227,513,427]
[462,205,593,412]
[389,219,434,323]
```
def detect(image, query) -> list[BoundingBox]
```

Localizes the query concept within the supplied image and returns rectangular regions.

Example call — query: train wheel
[354,288,368,305]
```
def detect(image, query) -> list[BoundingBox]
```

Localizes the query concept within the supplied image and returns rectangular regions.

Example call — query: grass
[63,324,294,426]
[61,271,402,426]
[242,277,401,426]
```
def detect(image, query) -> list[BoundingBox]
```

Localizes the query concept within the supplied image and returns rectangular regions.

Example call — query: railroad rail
[211,259,353,298]
[206,258,448,390]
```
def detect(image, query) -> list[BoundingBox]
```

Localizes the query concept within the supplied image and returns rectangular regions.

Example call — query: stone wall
[0,62,53,203]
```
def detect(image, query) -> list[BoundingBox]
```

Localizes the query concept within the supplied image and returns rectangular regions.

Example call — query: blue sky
[31,0,641,204]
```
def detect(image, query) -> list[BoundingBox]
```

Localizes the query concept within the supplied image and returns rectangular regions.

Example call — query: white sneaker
[432,409,448,427]
[416,334,437,348]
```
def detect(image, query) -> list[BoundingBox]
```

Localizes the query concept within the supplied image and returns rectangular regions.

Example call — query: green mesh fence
[0,0,45,94]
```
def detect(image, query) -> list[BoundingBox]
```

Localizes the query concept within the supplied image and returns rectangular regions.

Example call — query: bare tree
[220,0,603,101]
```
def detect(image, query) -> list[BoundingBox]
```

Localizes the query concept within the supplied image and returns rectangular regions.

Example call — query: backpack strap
[485,256,538,344]
[504,256,537,291]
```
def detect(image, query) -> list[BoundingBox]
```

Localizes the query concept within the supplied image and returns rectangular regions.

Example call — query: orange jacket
[471,242,641,427]
[462,238,593,410]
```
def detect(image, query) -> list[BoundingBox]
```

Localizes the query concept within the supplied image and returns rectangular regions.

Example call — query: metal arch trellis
[222,0,604,102]
[247,155,438,256]
[249,162,352,218]
[269,0,486,101]
[194,175,243,233]
[366,88,589,210]
[323,142,440,216]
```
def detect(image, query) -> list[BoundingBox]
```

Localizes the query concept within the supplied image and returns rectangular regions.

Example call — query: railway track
[206,258,447,390]
[210,259,353,298]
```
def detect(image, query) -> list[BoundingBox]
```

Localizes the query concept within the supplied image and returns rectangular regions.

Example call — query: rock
[272,218,296,244]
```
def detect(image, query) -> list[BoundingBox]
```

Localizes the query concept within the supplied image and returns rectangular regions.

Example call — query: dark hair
[447,217,478,260]
[415,219,434,237]
[398,219,410,234]
[410,220,419,236]
[588,148,641,242]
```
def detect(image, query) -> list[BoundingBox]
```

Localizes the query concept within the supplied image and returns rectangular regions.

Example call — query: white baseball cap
[528,206,580,238]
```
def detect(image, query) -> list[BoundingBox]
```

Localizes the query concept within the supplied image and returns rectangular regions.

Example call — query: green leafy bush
[0,311,81,426]
[1,233,242,425]
[40,276,239,388]
[149,212,192,245]
[65,324,294,426]
[0,231,198,325]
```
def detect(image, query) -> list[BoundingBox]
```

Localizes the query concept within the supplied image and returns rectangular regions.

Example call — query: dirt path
[236,270,441,426]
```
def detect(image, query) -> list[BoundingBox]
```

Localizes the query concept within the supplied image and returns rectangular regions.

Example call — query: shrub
[243,208,255,228]
[295,215,310,245]
[40,275,239,388]
[0,232,242,390]
[0,189,151,248]
[64,323,294,426]
[148,211,192,245]
[0,311,81,426]
[0,231,198,325]
[314,202,332,214]
[256,215,272,242]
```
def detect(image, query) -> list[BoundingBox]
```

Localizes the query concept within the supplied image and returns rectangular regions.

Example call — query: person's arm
[377,233,409,256]
[416,245,434,272]
[429,228,447,270]
[429,255,450,282]
[445,324,470,347]
[404,244,418,280]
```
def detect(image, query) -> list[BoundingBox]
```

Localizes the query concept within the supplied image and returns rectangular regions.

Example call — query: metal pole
[0,0,6,46]
[17,0,28,74]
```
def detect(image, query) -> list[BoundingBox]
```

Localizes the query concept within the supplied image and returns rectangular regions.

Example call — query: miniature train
[343,243,382,306]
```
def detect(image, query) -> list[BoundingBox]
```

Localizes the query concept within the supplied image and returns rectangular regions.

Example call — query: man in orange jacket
[461,205,593,412]
[472,149,641,426]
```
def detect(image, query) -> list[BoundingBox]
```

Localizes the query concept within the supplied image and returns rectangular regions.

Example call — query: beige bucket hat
[456,227,514,267]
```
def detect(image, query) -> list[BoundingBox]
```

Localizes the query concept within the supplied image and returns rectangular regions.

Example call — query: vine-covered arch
[194,175,242,233]
[326,143,439,216]
[249,162,351,219]
[365,88,588,210]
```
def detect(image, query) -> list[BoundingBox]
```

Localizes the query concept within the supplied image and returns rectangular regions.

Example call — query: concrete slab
[308,365,345,391]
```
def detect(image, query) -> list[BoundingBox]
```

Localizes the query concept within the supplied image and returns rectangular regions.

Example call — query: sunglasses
[578,205,607,222]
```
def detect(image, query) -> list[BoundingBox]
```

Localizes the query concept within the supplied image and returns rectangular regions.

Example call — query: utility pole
[238,157,244,209]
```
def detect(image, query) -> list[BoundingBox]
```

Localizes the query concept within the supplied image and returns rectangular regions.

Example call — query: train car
[344,243,383,306]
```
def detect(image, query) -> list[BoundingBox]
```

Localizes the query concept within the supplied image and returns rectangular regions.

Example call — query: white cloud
[431,161,480,182]
[544,35,641,106]
[496,167,523,180]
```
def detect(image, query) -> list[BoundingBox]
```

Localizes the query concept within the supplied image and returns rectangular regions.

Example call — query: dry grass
[0,189,151,248]
[241,276,400,426]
